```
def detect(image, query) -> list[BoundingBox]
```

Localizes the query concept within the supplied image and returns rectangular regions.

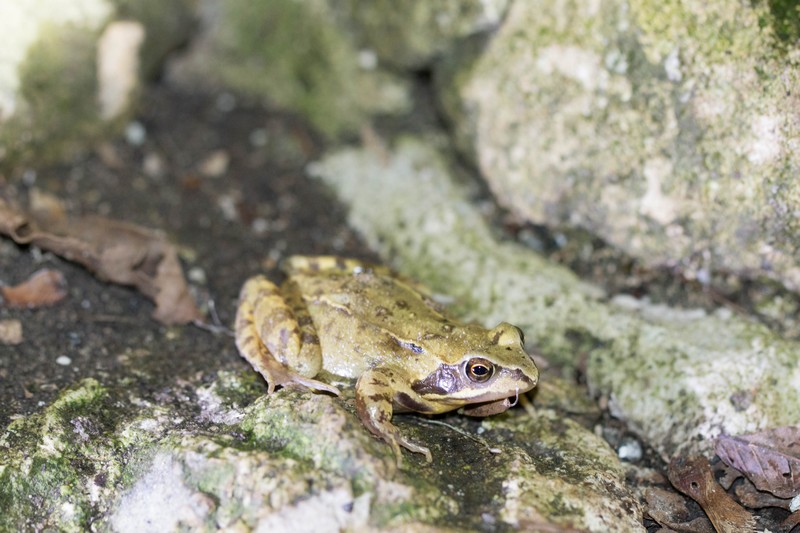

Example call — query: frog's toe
[395,434,432,463]
[287,374,340,396]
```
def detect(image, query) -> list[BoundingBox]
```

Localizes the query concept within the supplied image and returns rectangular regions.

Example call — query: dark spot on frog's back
[297,315,313,327]
[375,305,392,318]
[395,300,409,309]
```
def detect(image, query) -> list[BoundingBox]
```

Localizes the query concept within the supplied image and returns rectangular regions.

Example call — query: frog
[234,255,539,466]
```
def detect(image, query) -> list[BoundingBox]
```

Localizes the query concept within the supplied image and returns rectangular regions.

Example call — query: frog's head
[410,322,539,415]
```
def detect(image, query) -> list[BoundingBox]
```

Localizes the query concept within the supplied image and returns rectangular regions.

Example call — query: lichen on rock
[438,0,800,293]
[308,136,800,465]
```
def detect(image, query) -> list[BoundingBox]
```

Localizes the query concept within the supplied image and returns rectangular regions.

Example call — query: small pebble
[358,49,378,70]
[188,267,207,285]
[56,355,72,366]
[617,438,643,462]
[216,92,237,112]
[125,121,147,146]
[249,128,268,147]
[0,319,23,345]
[198,150,230,178]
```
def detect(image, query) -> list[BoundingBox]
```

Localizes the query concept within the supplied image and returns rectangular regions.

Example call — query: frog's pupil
[473,365,488,375]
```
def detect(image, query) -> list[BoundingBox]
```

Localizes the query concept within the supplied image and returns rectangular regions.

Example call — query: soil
[0,85,374,428]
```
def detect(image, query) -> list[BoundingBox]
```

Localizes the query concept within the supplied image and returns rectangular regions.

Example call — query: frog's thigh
[280,279,322,378]
[355,368,433,466]
[236,275,338,395]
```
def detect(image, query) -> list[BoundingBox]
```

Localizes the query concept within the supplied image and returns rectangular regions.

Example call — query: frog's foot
[355,369,433,467]
[260,352,340,395]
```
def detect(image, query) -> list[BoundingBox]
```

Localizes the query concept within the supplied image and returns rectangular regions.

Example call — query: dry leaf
[668,455,756,533]
[716,427,800,499]
[733,478,792,510]
[0,196,200,325]
[645,487,715,533]
[783,510,800,532]
[0,319,23,345]
[2,269,67,308]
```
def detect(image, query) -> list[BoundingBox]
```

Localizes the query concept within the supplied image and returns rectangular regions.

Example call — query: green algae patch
[308,137,800,464]
[172,0,409,138]
[0,379,174,532]
[438,0,800,294]
[241,388,393,483]
[109,0,194,77]
[340,0,510,69]
[0,379,122,531]
[1,24,106,168]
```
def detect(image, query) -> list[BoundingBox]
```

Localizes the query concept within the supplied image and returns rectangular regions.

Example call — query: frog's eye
[466,358,494,383]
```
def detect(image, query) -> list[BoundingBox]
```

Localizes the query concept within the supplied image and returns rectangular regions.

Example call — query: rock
[0,0,193,169]
[308,136,800,463]
[0,370,642,531]
[437,0,800,293]
[167,0,411,138]
[341,0,510,69]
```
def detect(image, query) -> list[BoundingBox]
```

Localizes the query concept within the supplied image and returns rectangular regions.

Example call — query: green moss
[1,23,109,170]
[764,0,800,46]
[205,0,407,137]
[214,0,358,136]
[0,379,160,531]
[110,0,195,77]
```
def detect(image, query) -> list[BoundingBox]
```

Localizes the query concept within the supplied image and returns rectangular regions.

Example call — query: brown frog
[235,256,539,465]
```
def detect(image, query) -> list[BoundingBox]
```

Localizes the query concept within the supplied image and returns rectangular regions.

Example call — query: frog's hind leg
[235,275,339,395]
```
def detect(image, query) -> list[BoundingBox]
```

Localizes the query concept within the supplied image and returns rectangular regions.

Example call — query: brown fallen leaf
[668,455,756,533]
[783,510,800,532]
[2,268,67,308]
[0,196,200,325]
[0,319,23,345]
[716,427,800,499]
[733,477,792,510]
[645,487,715,533]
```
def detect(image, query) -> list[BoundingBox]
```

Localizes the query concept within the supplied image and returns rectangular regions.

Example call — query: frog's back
[289,271,454,378]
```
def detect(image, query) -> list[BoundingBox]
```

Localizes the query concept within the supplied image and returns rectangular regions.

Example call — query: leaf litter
[716,426,800,499]
[0,193,200,325]
[2,268,68,308]
[646,427,800,532]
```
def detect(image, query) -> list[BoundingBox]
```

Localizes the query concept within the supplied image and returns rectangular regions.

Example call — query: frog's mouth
[459,397,514,417]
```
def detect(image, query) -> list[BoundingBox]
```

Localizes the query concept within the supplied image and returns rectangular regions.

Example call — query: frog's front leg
[355,368,433,467]
[235,275,339,395]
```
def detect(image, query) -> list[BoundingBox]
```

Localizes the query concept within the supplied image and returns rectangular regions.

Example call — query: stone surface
[438,0,800,293]
[340,0,510,69]
[308,136,800,463]
[0,371,642,531]
[167,0,410,138]
[0,0,193,168]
